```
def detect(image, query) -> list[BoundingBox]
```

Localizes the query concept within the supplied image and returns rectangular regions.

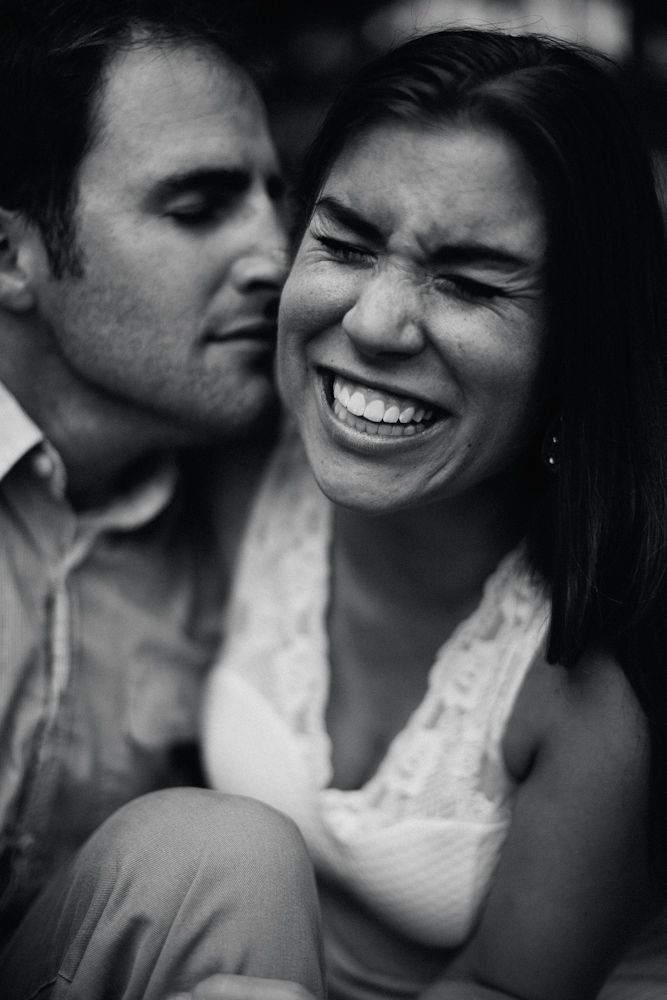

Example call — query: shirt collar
[78,458,179,535]
[0,378,179,532]
[0,379,44,481]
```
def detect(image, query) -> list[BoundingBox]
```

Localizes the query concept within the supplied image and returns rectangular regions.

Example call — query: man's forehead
[82,40,275,187]
[95,40,257,139]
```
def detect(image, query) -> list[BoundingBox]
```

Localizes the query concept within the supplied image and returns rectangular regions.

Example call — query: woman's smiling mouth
[320,370,443,438]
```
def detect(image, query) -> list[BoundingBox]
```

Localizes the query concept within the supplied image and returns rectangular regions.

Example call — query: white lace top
[204,428,550,949]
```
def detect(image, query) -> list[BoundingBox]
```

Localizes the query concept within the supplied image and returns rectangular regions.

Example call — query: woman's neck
[325,472,533,790]
[332,472,531,614]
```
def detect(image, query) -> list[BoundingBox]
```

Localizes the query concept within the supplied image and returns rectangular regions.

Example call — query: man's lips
[204,321,277,344]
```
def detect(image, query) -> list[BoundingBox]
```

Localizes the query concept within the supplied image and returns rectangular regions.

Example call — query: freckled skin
[278,121,550,515]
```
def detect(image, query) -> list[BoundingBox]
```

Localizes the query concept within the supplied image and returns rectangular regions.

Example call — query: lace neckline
[227,428,549,821]
[295,478,541,795]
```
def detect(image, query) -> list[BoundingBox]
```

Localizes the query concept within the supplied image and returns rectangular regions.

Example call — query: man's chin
[189,396,284,448]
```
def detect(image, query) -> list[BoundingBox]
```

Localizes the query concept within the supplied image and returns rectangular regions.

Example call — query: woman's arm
[422,650,657,1000]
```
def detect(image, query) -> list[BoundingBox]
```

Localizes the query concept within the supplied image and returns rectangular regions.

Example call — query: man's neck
[36,395,184,511]
[0,333,182,511]
[63,447,175,512]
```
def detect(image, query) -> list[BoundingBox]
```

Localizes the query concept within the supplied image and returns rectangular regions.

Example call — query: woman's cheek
[280,263,323,334]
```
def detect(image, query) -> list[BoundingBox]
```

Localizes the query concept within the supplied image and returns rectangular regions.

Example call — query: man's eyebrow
[313,196,383,243]
[153,168,251,199]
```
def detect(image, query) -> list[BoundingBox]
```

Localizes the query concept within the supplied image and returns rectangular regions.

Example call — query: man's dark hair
[0,0,261,276]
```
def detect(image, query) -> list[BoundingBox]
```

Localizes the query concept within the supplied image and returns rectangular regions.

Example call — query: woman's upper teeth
[333,376,432,425]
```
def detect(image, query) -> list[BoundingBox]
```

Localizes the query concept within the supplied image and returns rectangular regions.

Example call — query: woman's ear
[0,208,37,312]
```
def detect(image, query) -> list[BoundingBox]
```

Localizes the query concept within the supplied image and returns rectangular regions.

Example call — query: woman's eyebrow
[314,196,536,272]
[313,196,382,242]
[429,242,533,271]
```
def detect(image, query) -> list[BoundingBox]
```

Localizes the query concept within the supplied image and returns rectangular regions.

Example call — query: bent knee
[79,789,312,896]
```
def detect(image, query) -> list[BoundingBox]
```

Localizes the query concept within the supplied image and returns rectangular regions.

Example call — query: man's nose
[341,269,425,358]
[230,195,289,294]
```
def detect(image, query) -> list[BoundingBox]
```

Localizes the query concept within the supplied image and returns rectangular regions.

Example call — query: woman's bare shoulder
[448,642,654,1000]
[503,644,649,784]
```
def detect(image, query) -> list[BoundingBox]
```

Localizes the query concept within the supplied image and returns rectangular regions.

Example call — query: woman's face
[278,120,549,514]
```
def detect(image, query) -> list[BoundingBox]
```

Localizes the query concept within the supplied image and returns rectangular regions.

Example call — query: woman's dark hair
[298,28,667,880]
[0,0,261,276]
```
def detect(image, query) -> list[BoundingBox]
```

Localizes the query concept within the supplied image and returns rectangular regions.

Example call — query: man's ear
[0,208,37,312]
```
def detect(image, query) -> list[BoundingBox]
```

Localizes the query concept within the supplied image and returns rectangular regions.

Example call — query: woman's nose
[341,270,425,358]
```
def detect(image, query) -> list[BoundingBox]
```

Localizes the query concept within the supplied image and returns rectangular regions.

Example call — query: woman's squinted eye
[311,226,502,303]
[435,274,501,303]
[312,233,374,265]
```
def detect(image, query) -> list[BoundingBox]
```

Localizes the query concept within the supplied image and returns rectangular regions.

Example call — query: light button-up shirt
[0,382,224,932]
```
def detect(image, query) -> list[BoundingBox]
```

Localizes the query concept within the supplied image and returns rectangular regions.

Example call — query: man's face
[28,41,288,444]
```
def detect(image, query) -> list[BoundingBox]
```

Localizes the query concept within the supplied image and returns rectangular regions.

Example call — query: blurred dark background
[244,0,667,195]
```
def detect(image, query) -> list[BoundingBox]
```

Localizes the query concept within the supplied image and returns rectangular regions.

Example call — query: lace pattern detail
[221,426,550,831]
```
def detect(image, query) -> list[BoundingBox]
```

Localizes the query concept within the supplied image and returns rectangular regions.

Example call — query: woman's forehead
[317,119,547,261]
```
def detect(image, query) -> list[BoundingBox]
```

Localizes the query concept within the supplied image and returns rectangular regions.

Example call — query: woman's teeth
[331,376,433,436]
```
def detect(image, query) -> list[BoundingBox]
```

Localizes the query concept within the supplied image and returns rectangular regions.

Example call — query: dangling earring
[541,417,561,473]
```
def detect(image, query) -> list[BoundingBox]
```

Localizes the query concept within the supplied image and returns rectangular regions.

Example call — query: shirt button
[32,450,54,479]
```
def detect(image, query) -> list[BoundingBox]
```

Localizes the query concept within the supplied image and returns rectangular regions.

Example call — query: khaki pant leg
[0,789,325,1000]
